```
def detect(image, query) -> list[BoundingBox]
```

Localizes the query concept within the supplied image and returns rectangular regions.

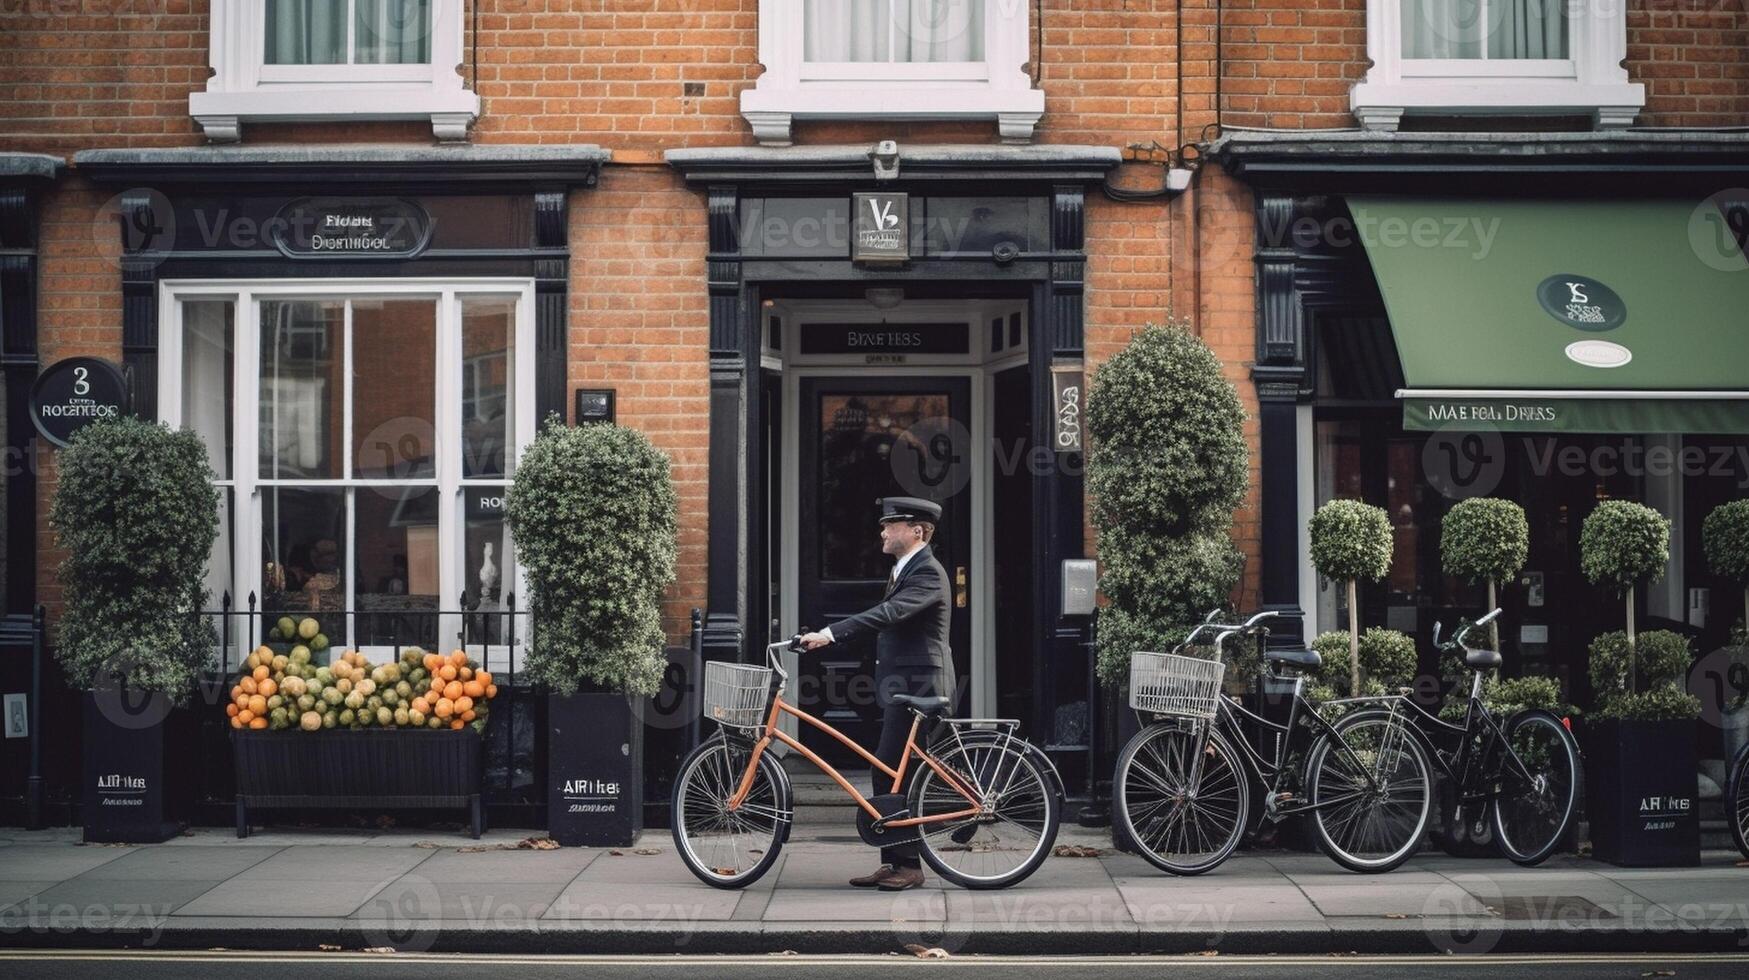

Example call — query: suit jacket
[827,544,956,697]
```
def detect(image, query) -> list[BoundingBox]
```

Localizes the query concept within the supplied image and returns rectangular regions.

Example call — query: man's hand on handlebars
[796,631,831,651]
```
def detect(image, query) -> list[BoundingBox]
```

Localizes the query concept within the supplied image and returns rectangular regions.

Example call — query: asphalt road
[2,951,1748,980]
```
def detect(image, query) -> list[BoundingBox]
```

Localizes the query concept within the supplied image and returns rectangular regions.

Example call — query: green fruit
[381,689,399,707]
[311,633,329,652]
[344,690,364,710]
[314,667,333,686]
[375,706,393,727]
[322,687,343,706]
[335,678,353,695]
[356,679,376,697]
[290,644,311,662]
[267,626,283,641]
[409,668,427,685]
[383,663,402,682]
[320,712,336,729]
[357,709,373,727]
[339,708,355,726]
[266,694,284,710]
[393,707,410,727]
[297,618,319,641]
[277,617,296,638]
[394,681,412,699]
[407,709,425,727]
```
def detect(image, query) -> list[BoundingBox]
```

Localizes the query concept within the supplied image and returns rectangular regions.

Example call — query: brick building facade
[2,1,1747,825]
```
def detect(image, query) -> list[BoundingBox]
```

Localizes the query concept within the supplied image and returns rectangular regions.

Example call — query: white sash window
[191,0,478,142]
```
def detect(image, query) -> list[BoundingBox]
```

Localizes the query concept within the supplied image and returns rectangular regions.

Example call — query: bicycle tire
[909,737,1059,889]
[1113,721,1250,875]
[1490,708,1583,866]
[1727,741,1749,860]
[1307,710,1433,874]
[670,736,790,889]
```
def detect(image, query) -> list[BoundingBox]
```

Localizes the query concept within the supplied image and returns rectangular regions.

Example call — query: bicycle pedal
[1265,790,1295,814]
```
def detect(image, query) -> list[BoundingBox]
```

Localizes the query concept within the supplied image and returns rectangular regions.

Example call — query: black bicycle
[1113,610,1434,875]
[1728,740,1749,859]
[1326,608,1583,866]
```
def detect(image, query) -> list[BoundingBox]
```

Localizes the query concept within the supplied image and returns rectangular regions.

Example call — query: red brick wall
[1628,1,1749,127]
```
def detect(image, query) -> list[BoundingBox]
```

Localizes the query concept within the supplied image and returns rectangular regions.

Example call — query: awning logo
[1537,274,1626,332]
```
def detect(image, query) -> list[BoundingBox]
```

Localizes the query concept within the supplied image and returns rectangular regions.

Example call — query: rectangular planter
[81,693,191,844]
[547,692,644,847]
[232,727,483,838]
[1584,717,1700,867]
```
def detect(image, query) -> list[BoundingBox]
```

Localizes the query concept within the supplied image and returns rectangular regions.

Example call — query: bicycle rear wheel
[1114,721,1249,875]
[910,734,1059,889]
[671,736,789,889]
[1306,711,1432,873]
[1491,708,1582,865]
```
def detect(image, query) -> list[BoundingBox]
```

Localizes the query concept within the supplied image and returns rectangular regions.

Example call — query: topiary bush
[1087,322,1248,687]
[49,416,219,702]
[506,417,678,697]
[1703,499,1749,644]
[1587,629,1700,721]
[1441,497,1528,650]
[1310,498,1393,694]
[1440,673,1574,723]
[1580,500,1668,653]
[1309,628,1416,696]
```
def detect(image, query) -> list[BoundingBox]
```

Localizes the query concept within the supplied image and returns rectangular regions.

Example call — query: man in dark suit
[798,495,956,891]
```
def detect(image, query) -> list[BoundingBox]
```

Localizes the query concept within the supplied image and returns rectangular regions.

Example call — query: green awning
[1351,197,1749,433]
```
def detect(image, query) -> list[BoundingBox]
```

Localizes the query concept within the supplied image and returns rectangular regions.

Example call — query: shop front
[66,145,607,828]
[665,145,1118,789]
[1214,132,1749,723]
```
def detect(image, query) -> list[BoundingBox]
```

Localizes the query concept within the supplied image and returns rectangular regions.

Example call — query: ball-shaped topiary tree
[1703,499,1749,643]
[1441,497,1528,652]
[1087,321,1249,686]
[1579,499,1669,666]
[506,417,678,697]
[49,416,219,702]
[1310,498,1393,695]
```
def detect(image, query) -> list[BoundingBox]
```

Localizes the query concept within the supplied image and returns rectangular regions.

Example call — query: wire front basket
[702,661,773,730]
[1129,652,1225,720]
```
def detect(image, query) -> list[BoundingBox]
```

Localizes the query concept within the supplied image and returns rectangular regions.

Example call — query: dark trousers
[870,665,952,868]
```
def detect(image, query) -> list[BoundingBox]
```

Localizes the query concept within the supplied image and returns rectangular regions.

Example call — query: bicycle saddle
[1264,648,1321,670]
[892,694,953,717]
[1465,648,1503,671]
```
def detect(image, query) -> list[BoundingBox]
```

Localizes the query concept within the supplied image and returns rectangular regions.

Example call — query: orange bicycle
[671,639,1061,889]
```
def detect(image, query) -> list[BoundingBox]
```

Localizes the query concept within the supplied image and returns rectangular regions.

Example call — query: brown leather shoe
[849,864,897,888]
[876,865,925,891]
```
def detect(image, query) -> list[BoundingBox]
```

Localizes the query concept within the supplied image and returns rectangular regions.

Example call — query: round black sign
[31,357,129,448]
[1536,274,1627,332]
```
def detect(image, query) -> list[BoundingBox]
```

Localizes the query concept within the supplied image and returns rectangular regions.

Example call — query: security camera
[991,241,1020,264]
[870,140,900,180]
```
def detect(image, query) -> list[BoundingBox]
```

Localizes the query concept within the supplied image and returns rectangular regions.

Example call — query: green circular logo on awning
[1537,274,1626,332]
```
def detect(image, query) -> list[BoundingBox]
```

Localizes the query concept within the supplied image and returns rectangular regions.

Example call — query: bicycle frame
[1337,678,1542,804]
[721,644,992,829]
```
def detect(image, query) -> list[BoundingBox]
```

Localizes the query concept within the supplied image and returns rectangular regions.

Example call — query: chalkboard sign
[31,357,129,448]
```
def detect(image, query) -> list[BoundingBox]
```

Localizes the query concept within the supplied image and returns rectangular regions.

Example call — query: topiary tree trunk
[1310,499,1393,696]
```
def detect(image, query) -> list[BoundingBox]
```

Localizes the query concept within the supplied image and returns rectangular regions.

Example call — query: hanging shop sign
[30,357,129,449]
[270,197,434,260]
[799,322,968,357]
[852,192,910,264]
[1051,365,1085,454]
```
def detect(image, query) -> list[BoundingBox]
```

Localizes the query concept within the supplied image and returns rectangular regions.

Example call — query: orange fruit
[230,684,244,701]
[239,677,258,695]
[460,709,476,722]
[424,653,440,672]
[438,663,457,681]
[258,678,277,697]
[454,696,473,715]
[238,709,255,724]
[450,719,464,730]
[252,665,270,681]
[225,703,239,718]
[249,716,268,730]
[443,681,463,701]
[230,716,243,729]
[458,666,473,681]
[248,694,267,716]
[450,651,466,667]
[462,680,484,699]
[475,671,492,688]
[485,684,498,699]
[411,697,430,714]
[434,698,454,719]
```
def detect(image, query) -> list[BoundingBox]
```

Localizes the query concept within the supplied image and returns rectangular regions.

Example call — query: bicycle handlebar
[1437,608,1502,653]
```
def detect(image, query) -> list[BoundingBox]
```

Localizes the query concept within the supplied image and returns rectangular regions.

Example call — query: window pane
[816,391,950,580]
[461,297,516,478]
[355,0,433,64]
[352,298,436,480]
[1402,0,1483,59]
[265,0,348,65]
[355,485,440,645]
[1486,0,1567,59]
[207,488,235,612]
[262,487,346,614]
[463,488,513,643]
[805,0,986,63]
[181,300,234,480]
[260,300,342,479]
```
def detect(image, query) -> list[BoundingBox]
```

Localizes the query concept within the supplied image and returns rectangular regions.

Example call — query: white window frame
[158,278,535,670]
[1350,0,1643,130]
[740,0,1044,146]
[190,1,479,143]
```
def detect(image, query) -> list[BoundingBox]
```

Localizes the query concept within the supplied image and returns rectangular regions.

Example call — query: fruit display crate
[232,727,484,838]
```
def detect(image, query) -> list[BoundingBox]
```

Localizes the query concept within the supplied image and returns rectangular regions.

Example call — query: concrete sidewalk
[2,822,1747,954]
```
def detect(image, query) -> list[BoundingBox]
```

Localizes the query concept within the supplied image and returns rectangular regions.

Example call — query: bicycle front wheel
[1114,721,1250,875]
[1306,711,1432,873]
[671,736,789,889]
[910,735,1059,889]
[1731,742,1749,861]
[1491,708,1582,866]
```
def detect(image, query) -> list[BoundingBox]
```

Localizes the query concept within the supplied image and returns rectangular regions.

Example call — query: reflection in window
[1401,0,1568,60]
[265,0,433,65]
[182,300,235,480]
[461,297,516,478]
[803,0,985,63]
[352,299,436,480]
[354,485,439,645]
[817,392,950,581]
[262,487,347,614]
[260,300,341,479]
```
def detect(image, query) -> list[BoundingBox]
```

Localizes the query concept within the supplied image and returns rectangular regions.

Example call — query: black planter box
[547,692,643,847]
[81,693,192,843]
[232,728,484,838]
[1584,717,1700,867]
